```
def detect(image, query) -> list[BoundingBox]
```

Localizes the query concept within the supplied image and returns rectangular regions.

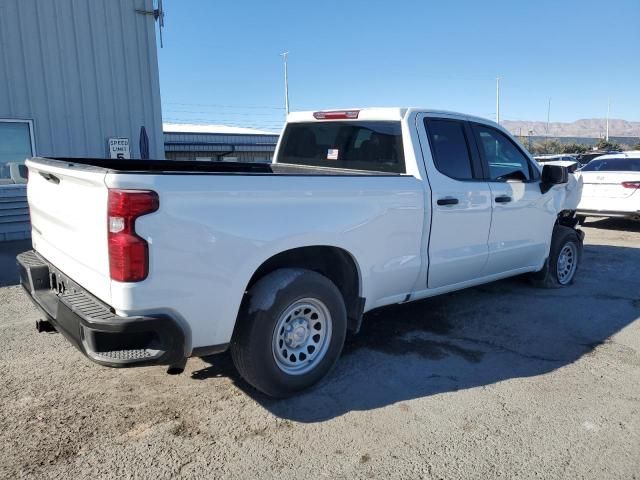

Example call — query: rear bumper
[17,250,186,368]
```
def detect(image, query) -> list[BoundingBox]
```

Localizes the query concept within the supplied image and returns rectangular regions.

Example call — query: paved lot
[1,219,639,479]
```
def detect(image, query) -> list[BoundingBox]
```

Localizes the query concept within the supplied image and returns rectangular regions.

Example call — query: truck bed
[25,155,423,351]
[34,157,400,176]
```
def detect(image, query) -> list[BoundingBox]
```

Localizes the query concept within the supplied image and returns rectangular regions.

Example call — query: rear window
[580,158,640,172]
[277,121,405,173]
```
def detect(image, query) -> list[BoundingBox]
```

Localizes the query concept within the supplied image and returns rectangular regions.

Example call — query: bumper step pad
[95,349,160,362]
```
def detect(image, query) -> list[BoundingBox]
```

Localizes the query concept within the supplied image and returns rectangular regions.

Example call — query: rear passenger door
[418,115,492,288]
[471,123,554,275]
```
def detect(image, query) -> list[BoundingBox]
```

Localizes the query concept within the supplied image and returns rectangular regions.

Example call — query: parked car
[576,151,640,223]
[17,108,584,397]
[577,150,620,165]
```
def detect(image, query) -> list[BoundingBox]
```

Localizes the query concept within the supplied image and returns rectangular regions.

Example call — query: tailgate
[26,159,112,304]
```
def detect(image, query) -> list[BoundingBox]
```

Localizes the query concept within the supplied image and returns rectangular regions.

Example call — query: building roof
[163,123,279,136]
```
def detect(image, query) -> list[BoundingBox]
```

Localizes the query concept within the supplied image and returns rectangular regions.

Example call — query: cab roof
[286,107,498,127]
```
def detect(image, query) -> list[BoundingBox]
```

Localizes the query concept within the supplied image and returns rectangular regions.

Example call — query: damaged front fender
[543,161,584,213]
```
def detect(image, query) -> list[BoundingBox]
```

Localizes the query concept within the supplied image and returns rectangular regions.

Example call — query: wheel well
[557,209,579,228]
[246,246,364,333]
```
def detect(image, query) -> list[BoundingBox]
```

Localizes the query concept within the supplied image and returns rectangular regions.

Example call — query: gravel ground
[1,218,639,479]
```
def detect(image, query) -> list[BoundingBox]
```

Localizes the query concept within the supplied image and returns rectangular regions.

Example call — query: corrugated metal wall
[0,0,163,241]
[0,0,163,159]
[165,151,274,162]
[164,132,279,162]
[0,186,29,242]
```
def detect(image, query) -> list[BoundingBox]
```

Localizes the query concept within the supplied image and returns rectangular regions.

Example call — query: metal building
[0,0,163,241]
[164,124,279,163]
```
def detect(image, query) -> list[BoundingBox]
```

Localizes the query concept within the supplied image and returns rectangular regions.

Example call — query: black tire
[230,268,347,398]
[530,225,583,288]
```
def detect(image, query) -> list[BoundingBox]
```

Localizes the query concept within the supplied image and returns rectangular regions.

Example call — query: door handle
[39,172,60,184]
[437,197,459,206]
[495,195,512,203]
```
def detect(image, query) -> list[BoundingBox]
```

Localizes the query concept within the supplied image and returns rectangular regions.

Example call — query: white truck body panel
[24,107,582,355]
[105,172,424,348]
[413,112,493,287]
[27,161,112,303]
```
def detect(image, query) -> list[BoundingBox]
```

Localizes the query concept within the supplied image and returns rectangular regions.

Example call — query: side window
[424,118,474,180]
[0,120,34,185]
[473,125,533,182]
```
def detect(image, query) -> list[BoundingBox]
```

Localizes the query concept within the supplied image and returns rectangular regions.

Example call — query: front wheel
[230,268,347,398]
[530,225,583,288]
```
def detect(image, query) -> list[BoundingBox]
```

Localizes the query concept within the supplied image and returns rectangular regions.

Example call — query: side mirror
[540,164,568,193]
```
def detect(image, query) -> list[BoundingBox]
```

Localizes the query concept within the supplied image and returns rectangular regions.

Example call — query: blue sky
[158,0,640,131]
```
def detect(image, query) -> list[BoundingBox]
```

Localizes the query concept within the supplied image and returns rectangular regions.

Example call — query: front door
[471,123,555,275]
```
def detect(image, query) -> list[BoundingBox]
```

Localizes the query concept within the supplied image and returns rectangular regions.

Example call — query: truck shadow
[193,243,640,423]
[582,217,640,232]
[0,239,32,287]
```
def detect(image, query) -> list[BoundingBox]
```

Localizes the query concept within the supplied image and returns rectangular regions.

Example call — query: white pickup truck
[18,108,584,397]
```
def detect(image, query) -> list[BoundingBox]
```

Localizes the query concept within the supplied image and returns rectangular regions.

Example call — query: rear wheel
[530,225,583,288]
[231,268,347,398]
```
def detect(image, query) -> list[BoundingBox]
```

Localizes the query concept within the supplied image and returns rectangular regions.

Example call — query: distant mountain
[502,118,640,138]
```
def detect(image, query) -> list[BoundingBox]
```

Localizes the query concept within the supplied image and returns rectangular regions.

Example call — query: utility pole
[280,52,290,116]
[495,76,500,124]
[546,98,551,136]
[606,98,610,141]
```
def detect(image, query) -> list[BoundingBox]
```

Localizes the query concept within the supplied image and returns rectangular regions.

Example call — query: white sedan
[577,151,640,222]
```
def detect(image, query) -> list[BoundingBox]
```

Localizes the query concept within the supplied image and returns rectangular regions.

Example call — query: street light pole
[606,98,610,141]
[495,76,500,124]
[546,98,551,136]
[280,52,290,116]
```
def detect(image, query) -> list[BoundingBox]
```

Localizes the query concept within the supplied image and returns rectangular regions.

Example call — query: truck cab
[278,108,579,292]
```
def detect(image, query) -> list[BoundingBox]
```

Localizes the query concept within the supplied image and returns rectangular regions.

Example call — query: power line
[162,114,285,124]
[163,109,283,117]
[163,117,284,128]
[163,115,283,122]
[163,101,285,110]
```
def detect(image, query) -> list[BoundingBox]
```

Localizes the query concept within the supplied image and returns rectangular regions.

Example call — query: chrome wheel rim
[272,298,332,375]
[557,242,578,285]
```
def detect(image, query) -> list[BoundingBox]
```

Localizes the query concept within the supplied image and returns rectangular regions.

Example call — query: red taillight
[108,189,159,282]
[313,110,360,120]
[621,181,640,189]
